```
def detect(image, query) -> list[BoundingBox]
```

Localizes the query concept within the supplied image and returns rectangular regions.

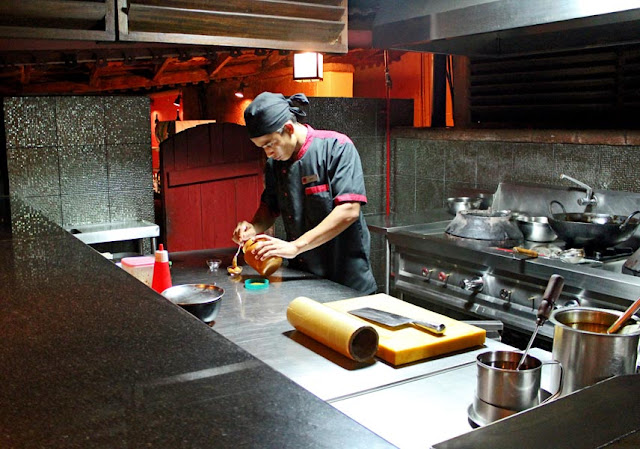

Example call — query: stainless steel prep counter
[169,249,546,448]
[64,219,159,253]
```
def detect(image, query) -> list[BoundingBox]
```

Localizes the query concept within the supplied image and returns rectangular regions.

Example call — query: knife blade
[349,307,446,335]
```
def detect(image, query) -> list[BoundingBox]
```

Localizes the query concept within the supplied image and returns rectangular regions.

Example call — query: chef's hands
[232,221,256,245]
[249,234,302,260]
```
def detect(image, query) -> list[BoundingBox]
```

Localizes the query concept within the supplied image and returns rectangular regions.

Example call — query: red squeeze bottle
[151,244,172,293]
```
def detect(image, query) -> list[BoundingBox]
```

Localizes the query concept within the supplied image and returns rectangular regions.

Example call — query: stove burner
[445,209,524,244]
[445,233,522,249]
[590,247,634,262]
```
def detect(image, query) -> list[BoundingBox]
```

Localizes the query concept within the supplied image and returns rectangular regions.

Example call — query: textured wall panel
[6,147,60,197]
[109,189,154,223]
[476,142,514,190]
[599,146,640,192]
[417,178,445,210]
[107,143,153,192]
[56,97,106,146]
[4,97,57,149]
[445,142,478,184]
[61,192,110,227]
[104,97,151,145]
[352,136,385,177]
[364,174,385,215]
[4,96,154,246]
[554,144,602,189]
[510,143,556,185]
[59,145,108,195]
[415,140,446,181]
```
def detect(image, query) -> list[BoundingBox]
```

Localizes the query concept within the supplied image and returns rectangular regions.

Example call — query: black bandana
[244,92,309,138]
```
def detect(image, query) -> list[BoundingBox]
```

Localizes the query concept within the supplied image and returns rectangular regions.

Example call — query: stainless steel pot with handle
[549,307,640,396]
[547,200,640,248]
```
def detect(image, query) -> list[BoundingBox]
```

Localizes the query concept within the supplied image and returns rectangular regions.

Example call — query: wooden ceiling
[0,43,387,95]
[0,0,383,96]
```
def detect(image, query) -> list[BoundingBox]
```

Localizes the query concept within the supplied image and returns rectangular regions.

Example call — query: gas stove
[387,183,640,343]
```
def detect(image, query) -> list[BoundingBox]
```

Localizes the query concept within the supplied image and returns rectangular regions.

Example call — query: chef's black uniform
[261,125,377,294]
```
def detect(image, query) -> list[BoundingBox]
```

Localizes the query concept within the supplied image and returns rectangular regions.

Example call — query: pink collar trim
[294,125,314,161]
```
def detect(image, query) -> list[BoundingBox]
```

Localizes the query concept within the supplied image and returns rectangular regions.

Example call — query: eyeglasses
[259,127,284,150]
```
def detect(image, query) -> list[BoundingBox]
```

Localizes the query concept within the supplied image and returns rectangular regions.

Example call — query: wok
[548,200,640,248]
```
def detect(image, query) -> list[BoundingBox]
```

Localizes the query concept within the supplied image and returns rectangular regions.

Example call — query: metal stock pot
[549,307,640,396]
[548,200,640,248]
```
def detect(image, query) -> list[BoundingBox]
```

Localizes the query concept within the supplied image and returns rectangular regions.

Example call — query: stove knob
[422,268,433,280]
[499,289,512,301]
[461,276,484,293]
[438,271,451,286]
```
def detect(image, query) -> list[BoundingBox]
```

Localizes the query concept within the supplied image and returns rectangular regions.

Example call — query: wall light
[234,82,247,98]
[293,52,323,81]
[173,94,181,106]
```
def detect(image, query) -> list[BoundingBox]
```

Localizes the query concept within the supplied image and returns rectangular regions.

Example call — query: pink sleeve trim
[305,184,329,195]
[335,193,367,205]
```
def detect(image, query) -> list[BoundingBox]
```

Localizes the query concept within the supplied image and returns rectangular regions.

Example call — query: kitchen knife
[349,307,446,335]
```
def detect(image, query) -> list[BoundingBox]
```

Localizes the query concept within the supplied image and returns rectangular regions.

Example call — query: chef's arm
[292,202,360,254]
[251,203,277,234]
[232,203,277,244]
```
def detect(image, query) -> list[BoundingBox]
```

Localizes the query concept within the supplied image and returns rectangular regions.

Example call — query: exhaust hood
[372,0,640,57]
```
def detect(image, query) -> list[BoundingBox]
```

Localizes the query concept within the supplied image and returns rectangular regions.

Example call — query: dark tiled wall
[391,137,640,214]
[272,97,413,290]
[3,96,153,232]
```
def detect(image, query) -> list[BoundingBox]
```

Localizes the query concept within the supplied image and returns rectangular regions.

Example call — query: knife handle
[411,320,446,335]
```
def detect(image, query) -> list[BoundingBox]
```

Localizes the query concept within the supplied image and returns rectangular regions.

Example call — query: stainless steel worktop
[169,248,532,448]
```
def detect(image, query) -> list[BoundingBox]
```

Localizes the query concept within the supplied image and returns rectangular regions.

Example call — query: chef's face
[251,123,296,161]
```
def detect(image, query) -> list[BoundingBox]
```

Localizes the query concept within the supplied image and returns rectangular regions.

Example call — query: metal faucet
[560,174,597,207]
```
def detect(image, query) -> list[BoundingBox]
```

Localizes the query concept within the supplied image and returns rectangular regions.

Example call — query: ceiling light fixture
[173,94,181,107]
[293,52,323,81]
[234,82,247,98]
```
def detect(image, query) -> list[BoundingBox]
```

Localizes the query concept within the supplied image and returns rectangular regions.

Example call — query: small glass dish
[206,259,222,271]
[227,265,243,276]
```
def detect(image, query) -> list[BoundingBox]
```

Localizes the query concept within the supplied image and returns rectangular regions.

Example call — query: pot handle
[549,200,567,216]
[620,210,640,230]
[540,360,564,404]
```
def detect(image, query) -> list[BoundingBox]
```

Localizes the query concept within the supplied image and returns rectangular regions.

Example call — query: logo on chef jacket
[301,174,319,184]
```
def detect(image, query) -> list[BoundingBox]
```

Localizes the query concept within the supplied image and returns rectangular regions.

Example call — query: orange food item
[243,238,283,277]
[227,265,243,275]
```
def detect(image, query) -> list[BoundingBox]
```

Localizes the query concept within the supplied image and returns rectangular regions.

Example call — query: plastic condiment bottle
[243,238,283,277]
[151,244,172,293]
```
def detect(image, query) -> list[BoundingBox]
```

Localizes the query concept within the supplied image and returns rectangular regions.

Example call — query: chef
[232,92,377,294]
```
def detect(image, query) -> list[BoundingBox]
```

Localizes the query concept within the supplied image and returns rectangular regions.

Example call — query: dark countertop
[0,197,396,449]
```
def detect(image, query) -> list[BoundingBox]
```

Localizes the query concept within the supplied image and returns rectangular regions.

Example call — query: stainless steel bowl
[516,216,557,242]
[446,197,482,215]
[161,283,224,323]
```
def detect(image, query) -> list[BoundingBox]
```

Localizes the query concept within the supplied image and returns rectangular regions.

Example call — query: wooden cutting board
[326,294,486,365]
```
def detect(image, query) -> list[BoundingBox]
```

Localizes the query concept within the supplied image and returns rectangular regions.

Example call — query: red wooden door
[160,123,263,251]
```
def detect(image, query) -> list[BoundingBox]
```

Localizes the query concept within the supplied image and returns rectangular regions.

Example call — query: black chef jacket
[260,125,377,294]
